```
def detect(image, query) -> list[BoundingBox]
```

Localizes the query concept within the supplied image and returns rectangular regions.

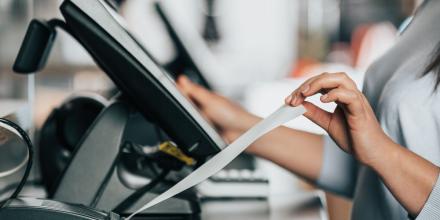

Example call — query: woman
[178,0,440,219]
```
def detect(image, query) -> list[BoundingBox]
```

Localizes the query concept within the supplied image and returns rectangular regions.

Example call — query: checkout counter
[0,0,327,219]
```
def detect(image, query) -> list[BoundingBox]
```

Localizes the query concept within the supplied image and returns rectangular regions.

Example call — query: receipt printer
[0,197,121,220]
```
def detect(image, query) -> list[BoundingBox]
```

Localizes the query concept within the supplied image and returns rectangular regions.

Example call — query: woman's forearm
[246,125,324,183]
[368,140,440,216]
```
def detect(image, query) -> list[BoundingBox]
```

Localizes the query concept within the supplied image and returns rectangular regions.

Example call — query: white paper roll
[127,105,306,219]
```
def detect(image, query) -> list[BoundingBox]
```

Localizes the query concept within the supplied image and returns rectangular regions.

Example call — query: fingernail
[321,94,328,101]
[301,85,310,94]
[182,76,189,83]
[286,96,292,104]
[290,95,297,106]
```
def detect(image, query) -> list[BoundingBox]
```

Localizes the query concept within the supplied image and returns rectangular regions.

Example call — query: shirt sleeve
[415,174,440,220]
[316,135,358,198]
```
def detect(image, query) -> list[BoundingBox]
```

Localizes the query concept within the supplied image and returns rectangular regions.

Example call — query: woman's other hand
[285,72,394,165]
[177,76,260,142]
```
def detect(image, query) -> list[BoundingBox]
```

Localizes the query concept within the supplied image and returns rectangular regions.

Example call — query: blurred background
[0,0,422,219]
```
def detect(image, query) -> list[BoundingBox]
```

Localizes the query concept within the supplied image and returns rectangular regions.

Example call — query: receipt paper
[127,105,306,219]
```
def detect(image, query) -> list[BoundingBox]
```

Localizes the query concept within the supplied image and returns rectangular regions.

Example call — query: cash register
[8,0,229,219]
[154,2,269,200]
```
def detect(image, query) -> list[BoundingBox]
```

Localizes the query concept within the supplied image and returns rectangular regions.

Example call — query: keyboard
[197,169,269,200]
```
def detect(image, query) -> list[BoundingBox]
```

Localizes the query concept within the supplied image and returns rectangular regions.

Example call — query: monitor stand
[52,100,200,220]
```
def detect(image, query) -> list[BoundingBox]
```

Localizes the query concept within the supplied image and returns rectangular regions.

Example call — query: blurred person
[178,0,440,219]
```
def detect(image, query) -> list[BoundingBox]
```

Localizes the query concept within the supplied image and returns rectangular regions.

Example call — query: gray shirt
[316,1,440,219]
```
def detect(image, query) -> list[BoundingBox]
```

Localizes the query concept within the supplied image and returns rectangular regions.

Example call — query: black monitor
[59,0,226,159]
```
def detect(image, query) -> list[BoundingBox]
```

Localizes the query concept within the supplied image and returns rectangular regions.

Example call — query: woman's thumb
[302,101,332,131]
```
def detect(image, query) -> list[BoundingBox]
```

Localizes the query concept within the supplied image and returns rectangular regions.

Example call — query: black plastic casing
[0,198,120,220]
[59,0,225,160]
[13,20,56,73]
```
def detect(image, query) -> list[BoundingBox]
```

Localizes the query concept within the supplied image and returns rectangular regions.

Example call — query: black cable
[113,169,170,213]
[0,118,34,208]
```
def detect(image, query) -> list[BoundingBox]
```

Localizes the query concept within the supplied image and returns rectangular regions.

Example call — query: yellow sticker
[158,141,195,166]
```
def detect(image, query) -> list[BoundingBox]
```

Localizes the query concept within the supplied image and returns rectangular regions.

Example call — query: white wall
[122,0,299,99]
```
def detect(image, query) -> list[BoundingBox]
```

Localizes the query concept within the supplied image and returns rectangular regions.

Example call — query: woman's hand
[285,72,394,165]
[177,76,259,142]
[285,73,440,216]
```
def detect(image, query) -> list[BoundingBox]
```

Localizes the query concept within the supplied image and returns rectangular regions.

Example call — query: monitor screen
[60,0,226,159]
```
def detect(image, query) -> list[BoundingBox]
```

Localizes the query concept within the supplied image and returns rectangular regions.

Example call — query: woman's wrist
[363,136,401,172]
[363,136,440,216]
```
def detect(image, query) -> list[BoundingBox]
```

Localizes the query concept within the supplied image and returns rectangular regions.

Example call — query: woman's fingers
[320,88,364,115]
[177,76,212,107]
[291,88,363,127]
[302,72,357,97]
[176,77,190,98]
[285,74,322,105]
[302,101,332,131]
[286,72,357,107]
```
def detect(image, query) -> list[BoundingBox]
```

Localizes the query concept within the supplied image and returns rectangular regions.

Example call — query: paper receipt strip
[127,105,306,219]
